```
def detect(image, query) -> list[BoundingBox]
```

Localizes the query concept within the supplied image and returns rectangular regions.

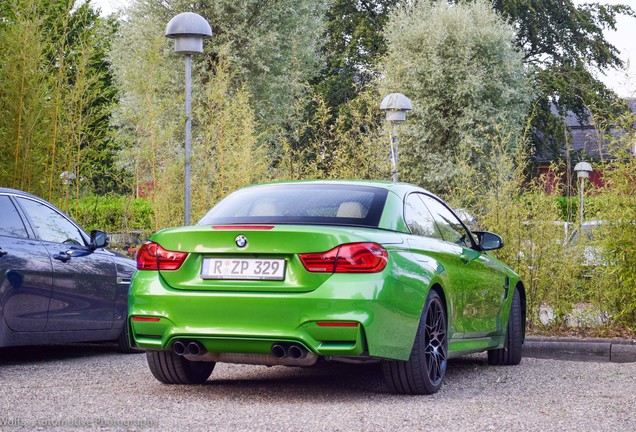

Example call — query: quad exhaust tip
[271,343,308,360]
[172,340,187,356]
[271,344,287,359]
[172,340,206,356]
[173,340,310,364]
[187,341,205,356]
[287,345,307,360]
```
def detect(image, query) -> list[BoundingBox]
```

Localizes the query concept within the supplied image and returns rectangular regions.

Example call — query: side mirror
[90,230,108,250]
[473,231,504,251]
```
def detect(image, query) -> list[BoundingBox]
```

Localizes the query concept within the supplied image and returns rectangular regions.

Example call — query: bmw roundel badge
[235,235,248,248]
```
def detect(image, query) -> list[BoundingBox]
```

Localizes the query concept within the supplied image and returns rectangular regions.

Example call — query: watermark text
[0,417,158,429]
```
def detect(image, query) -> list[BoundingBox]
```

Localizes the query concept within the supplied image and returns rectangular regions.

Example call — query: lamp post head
[380,93,412,122]
[165,12,212,55]
[574,161,593,179]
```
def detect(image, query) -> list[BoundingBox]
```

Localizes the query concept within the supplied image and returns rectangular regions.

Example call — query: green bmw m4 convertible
[129,181,526,394]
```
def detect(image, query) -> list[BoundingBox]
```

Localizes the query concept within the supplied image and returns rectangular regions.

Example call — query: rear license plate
[201,258,286,280]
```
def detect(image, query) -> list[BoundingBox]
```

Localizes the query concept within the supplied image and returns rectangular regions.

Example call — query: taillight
[316,321,359,327]
[299,242,388,273]
[131,316,161,322]
[136,241,188,271]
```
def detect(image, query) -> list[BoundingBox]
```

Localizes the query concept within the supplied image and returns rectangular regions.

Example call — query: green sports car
[129,181,526,394]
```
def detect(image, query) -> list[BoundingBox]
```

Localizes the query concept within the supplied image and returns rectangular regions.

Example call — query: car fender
[368,244,450,360]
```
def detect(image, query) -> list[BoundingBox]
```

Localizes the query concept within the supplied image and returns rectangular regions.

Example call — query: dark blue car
[0,188,136,352]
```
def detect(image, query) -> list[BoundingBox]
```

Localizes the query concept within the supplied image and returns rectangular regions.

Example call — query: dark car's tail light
[299,242,388,273]
[137,241,188,271]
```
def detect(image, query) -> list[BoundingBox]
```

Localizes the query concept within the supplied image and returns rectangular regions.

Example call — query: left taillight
[299,242,388,273]
[136,241,188,271]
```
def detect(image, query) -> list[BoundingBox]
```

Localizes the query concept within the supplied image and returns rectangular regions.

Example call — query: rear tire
[146,351,215,384]
[383,289,447,395]
[488,288,523,365]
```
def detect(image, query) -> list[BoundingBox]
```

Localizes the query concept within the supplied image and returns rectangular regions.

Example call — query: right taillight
[136,241,188,271]
[299,242,388,273]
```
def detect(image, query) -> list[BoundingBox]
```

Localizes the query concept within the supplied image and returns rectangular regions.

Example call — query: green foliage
[121,0,326,132]
[109,7,181,230]
[489,0,635,159]
[586,111,636,329]
[313,0,398,113]
[450,107,636,332]
[449,129,581,329]
[190,58,270,222]
[0,0,120,202]
[554,195,616,224]
[64,194,153,234]
[382,0,531,193]
[111,15,272,229]
[555,195,574,222]
[109,0,328,229]
[276,87,391,181]
[0,0,50,193]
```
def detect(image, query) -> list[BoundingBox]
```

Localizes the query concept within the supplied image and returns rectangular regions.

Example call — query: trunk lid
[152,224,402,293]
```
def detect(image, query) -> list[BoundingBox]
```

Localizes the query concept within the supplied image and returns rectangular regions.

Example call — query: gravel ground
[1,344,635,432]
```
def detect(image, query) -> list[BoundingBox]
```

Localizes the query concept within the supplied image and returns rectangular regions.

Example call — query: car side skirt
[447,336,506,358]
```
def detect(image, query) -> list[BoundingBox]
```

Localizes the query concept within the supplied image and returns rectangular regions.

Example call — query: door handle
[53,252,71,262]
[459,254,470,264]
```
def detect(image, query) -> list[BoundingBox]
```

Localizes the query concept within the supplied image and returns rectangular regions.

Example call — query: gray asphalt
[1,344,635,432]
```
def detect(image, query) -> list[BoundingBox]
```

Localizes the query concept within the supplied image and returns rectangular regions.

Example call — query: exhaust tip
[271,344,287,359]
[172,340,186,356]
[288,344,307,360]
[187,341,205,356]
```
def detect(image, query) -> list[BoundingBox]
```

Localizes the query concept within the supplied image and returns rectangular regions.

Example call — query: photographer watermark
[0,417,159,429]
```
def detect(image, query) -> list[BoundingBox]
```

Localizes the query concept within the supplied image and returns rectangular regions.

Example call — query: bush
[382,0,530,193]
[587,147,636,329]
[449,125,635,334]
[61,195,154,235]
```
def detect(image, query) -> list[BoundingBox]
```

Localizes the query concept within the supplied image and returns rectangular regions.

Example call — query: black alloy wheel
[383,289,448,394]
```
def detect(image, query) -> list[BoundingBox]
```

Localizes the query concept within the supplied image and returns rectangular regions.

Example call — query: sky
[572,0,636,98]
[93,0,636,97]
[93,0,127,15]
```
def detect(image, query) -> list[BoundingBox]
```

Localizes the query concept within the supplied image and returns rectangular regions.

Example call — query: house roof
[535,98,635,164]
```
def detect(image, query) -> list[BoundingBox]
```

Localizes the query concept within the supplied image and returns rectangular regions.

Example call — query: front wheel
[146,351,215,384]
[383,289,448,395]
[488,288,523,365]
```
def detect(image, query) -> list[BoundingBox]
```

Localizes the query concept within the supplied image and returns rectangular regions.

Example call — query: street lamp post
[380,93,412,182]
[165,12,212,226]
[574,161,593,232]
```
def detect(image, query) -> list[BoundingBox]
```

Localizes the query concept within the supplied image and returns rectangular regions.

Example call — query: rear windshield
[198,184,388,228]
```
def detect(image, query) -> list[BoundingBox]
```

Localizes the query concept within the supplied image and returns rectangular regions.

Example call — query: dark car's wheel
[116,321,141,354]
[488,288,522,365]
[383,289,447,395]
[146,351,215,384]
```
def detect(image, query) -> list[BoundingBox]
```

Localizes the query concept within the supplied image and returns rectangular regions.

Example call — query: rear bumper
[129,269,425,360]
